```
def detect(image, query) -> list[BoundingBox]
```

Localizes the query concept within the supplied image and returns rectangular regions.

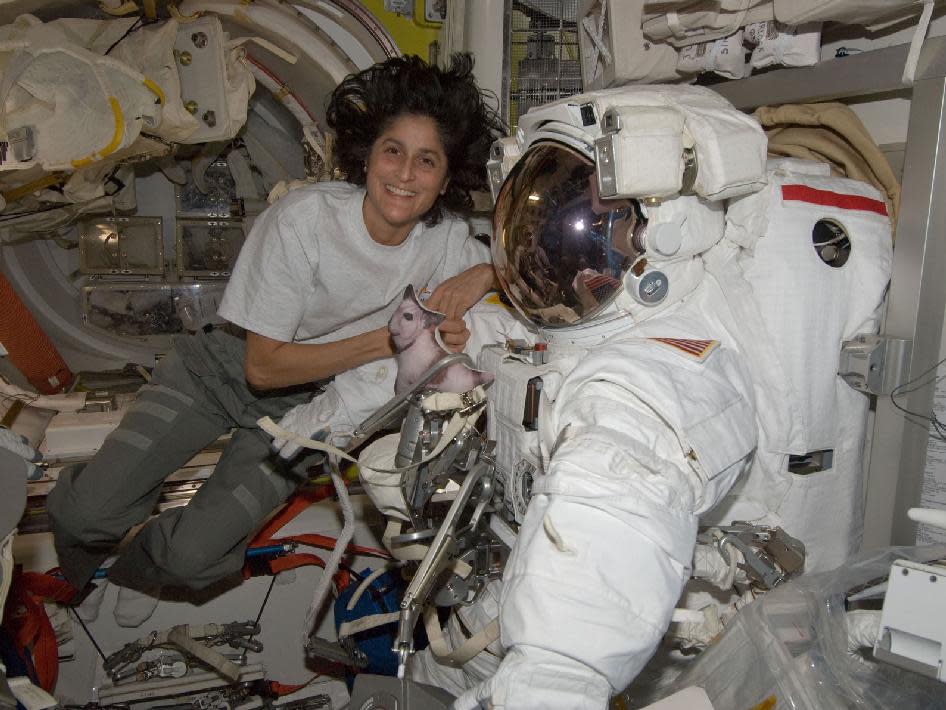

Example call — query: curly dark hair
[325,53,506,226]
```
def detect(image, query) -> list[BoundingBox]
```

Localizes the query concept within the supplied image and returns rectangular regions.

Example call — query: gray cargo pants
[47,329,324,592]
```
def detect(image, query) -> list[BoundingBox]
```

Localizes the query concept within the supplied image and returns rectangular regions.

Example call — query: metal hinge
[839,334,912,396]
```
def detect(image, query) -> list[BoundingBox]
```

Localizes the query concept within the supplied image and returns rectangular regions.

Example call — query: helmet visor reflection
[492,142,644,329]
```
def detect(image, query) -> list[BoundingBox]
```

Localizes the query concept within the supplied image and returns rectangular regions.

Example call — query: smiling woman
[362,114,450,246]
[328,54,505,230]
[47,53,506,609]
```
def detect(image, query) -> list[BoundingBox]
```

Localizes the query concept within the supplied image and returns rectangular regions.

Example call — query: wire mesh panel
[508,0,581,128]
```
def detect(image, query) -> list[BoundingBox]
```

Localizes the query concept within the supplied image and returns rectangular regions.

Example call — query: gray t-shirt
[219,182,489,344]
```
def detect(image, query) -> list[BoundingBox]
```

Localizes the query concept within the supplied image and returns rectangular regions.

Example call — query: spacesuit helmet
[489,85,768,333]
[492,141,650,329]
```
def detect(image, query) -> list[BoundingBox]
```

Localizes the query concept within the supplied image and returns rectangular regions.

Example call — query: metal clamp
[354,352,475,443]
[839,334,912,396]
[104,639,147,675]
[716,523,806,590]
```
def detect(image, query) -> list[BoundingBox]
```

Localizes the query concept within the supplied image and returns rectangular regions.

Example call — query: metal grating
[507,0,581,128]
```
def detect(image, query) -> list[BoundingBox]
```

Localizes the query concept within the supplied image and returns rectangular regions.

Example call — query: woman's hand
[426,263,497,353]
[426,263,497,319]
[437,318,471,353]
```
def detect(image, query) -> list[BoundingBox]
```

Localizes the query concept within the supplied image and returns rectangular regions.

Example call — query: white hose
[303,462,355,642]
[908,507,946,532]
[846,609,881,658]
[346,561,397,612]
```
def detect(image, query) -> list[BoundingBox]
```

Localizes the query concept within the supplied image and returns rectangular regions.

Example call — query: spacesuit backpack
[709,158,894,572]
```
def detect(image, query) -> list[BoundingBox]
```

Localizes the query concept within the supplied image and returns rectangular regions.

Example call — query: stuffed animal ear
[404,284,446,328]
[423,308,446,329]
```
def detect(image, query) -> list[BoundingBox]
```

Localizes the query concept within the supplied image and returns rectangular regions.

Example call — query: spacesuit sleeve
[218,197,317,342]
[466,348,756,709]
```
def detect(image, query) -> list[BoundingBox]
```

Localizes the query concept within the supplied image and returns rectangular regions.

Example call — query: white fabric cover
[600,105,685,198]
[593,86,769,200]
[462,298,535,357]
[109,17,202,144]
[516,86,767,202]
[578,0,682,90]
[740,171,892,454]
[358,433,410,521]
[642,1,774,47]
[172,16,254,145]
[0,15,160,171]
[746,21,821,69]
[677,31,748,79]
[673,91,767,200]
[0,13,252,181]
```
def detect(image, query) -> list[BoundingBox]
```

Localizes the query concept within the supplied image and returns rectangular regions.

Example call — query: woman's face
[362,113,450,246]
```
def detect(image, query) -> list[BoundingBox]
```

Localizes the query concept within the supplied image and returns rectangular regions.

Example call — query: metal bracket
[353,352,474,445]
[716,523,806,590]
[839,334,912,396]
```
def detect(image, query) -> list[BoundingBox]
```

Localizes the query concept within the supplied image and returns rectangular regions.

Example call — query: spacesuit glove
[271,389,351,460]
[0,427,43,480]
[271,406,329,461]
[452,646,611,710]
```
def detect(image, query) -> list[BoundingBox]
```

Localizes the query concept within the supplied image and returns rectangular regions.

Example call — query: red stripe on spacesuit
[651,337,718,359]
[781,184,888,216]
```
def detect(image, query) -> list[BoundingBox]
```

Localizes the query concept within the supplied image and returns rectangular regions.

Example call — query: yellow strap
[2,173,66,203]
[143,77,165,105]
[71,96,124,168]
[169,4,201,22]
[98,1,140,16]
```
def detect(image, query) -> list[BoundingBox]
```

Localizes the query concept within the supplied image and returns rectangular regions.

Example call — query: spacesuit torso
[413,275,760,708]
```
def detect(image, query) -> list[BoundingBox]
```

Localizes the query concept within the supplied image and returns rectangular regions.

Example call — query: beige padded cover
[754,102,901,232]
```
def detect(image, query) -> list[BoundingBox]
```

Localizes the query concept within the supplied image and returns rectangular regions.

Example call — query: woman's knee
[155,540,242,589]
[47,464,102,540]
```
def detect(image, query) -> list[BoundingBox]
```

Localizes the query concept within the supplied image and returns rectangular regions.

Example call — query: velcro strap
[422,606,499,668]
[337,611,401,638]
[167,625,241,682]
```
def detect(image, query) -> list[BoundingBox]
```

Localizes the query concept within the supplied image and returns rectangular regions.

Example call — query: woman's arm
[426,262,498,319]
[245,327,394,390]
[426,262,499,351]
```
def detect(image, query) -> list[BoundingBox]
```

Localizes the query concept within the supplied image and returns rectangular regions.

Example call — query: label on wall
[918,376,946,544]
[385,0,413,18]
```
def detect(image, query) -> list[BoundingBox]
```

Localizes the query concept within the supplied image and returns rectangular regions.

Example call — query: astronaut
[395,85,893,708]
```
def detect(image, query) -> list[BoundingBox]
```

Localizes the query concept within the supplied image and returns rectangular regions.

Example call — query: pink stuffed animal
[388,285,494,395]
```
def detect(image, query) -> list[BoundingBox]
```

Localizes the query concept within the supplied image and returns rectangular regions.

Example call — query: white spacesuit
[400,85,892,709]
